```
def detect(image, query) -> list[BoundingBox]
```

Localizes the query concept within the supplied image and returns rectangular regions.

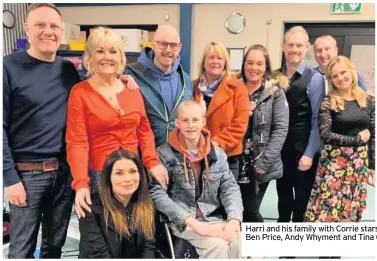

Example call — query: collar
[314,66,325,75]
[246,82,265,97]
[282,61,306,76]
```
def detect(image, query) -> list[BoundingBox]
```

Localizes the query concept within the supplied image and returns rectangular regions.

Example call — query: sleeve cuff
[212,136,225,150]
[227,214,243,223]
[304,146,318,159]
[173,210,191,232]
[145,159,160,170]
[72,178,90,191]
[3,168,21,187]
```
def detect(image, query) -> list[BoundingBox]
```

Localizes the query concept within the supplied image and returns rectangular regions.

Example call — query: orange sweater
[66,80,159,191]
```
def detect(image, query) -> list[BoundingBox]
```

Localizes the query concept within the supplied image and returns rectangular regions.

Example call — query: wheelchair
[155,213,199,259]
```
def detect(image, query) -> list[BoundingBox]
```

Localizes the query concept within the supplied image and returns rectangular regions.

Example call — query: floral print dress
[305,97,375,222]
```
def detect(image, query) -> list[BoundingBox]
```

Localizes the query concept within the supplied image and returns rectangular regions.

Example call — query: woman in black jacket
[79,148,155,258]
[237,44,289,223]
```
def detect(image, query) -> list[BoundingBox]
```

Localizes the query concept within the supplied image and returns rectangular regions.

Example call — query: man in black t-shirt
[3,4,137,258]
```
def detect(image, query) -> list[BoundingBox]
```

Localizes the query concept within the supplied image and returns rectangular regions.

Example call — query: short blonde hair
[326,56,367,111]
[197,42,232,82]
[83,26,126,78]
[284,26,309,43]
[177,100,206,118]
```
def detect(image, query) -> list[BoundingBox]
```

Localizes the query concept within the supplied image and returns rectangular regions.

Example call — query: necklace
[92,81,125,115]
[107,94,124,115]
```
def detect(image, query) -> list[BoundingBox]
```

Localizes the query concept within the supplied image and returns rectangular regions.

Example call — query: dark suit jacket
[79,195,155,258]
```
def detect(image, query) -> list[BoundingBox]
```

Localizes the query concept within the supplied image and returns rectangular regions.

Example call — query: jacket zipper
[164,66,186,142]
[254,101,266,161]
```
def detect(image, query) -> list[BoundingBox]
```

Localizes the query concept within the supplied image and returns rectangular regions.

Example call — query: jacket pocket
[204,170,222,200]
[171,166,188,188]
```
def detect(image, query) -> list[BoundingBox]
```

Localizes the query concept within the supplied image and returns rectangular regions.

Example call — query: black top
[79,195,156,258]
[238,84,264,184]
[332,100,371,136]
[278,66,315,151]
[203,95,213,109]
[3,50,80,187]
[319,96,375,169]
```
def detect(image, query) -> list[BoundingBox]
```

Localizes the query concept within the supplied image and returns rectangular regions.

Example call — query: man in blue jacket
[126,25,193,149]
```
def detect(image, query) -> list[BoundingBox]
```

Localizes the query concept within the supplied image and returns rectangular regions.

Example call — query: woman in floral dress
[305,56,375,222]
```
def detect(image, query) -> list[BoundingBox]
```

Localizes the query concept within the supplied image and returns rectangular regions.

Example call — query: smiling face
[84,27,126,78]
[175,103,206,143]
[152,25,181,72]
[204,51,226,80]
[329,62,354,91]
[244,49,266,84]
[282,31,310,66]
[314,36,338,72]
[24,6,63,60]
[90,40,122,77]
[110,158,140,203]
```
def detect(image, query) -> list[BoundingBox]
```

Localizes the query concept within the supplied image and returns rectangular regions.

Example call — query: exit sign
[331,3,362,14]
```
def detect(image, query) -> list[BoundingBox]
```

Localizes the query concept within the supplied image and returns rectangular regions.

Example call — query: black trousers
[228,156,240,181]
[240,181,269,222]
[8,160,74,258]
[276,152,319,222]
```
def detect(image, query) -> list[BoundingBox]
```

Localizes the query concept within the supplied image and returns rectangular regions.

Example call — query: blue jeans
[8,160,74,258]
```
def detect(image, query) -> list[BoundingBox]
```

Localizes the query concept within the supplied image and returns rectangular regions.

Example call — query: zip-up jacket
[125,49,193,147]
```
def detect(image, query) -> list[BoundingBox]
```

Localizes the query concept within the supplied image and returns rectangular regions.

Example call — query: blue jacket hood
[137,47,180,77]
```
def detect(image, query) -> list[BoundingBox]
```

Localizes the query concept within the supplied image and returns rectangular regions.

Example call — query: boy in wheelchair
[149,100,243,259]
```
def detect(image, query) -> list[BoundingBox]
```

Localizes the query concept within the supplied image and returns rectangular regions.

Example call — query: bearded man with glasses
[126,25,193,155]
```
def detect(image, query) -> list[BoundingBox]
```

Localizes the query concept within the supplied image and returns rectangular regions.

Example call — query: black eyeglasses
[154,41,181,51]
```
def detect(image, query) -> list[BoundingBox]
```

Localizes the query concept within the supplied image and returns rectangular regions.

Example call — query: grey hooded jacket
[250,75,290,183]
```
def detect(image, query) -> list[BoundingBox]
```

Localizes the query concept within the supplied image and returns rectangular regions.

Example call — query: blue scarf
[199,76,223,98]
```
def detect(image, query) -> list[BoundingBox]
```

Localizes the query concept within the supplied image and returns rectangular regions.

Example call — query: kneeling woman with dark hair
[79,148,156,258]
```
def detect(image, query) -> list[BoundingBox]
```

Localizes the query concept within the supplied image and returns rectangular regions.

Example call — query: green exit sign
[331,3,362,14]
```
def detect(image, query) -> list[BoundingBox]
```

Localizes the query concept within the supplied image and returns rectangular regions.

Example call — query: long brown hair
[326,56,367,112]
[100,148,154,240]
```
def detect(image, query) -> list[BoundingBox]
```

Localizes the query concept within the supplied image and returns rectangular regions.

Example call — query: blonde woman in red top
[66,27,167,222]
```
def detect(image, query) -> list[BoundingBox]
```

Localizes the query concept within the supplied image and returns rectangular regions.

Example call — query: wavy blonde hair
[197,41,232,82]
[83,26,126,78]
[326,56,367,112]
